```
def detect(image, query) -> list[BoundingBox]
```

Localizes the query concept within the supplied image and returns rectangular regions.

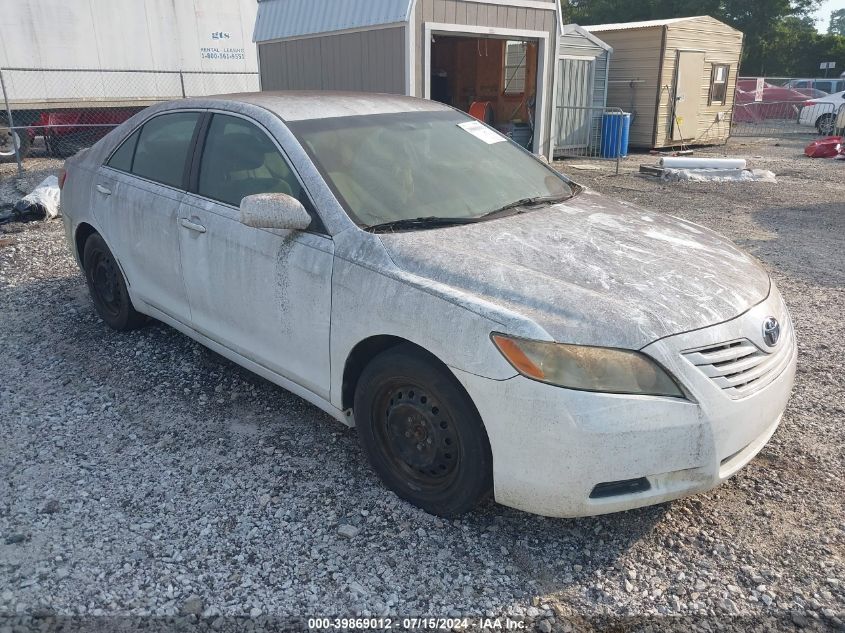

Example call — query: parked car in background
[785,78,845,95]
[60,93,797,519]
[798,90,845,134]
[733,84,815,122]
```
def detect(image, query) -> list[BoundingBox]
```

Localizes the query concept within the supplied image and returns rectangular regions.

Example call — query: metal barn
[253,0,561,157]
[585,16,743,149]
[552,24,612,156]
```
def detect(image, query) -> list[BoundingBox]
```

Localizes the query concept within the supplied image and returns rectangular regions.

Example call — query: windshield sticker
[458,121,507,145]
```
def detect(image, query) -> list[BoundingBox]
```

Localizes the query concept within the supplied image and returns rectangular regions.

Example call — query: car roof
[191,91,452,122]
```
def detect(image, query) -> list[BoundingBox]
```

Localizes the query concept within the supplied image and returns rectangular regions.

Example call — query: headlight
[491,334,684,398]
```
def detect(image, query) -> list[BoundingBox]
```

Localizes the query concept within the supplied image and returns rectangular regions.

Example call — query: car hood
[377,191,770,349]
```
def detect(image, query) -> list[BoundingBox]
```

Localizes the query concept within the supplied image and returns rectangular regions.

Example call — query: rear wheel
[816,113,835,135]
[354,345,493,517]
[82,233,147,331]
[0,125,30,163]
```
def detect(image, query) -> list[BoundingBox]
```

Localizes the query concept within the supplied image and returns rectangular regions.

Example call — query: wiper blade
[480,194,571,219]
[365,216,481,233]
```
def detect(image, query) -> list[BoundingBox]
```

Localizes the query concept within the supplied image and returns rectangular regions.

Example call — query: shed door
[555,56,595,149]
[671,51,705,141]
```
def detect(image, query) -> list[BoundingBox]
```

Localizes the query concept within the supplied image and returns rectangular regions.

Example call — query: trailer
[0,0,259,162]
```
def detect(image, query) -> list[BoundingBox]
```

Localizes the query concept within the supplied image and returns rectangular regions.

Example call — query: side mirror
[240,193,312,231]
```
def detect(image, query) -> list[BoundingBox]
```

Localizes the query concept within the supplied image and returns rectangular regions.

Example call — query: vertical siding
[656,17,743,146]
[558,32,610,109]
[258,26,406,94]
[592,26,664,147]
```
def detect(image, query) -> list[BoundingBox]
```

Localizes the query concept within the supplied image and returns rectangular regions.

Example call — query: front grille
[682,326,794,399]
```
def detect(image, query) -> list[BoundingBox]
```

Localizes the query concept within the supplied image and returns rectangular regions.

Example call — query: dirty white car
[798,90,845,134]
[60,93,796,518]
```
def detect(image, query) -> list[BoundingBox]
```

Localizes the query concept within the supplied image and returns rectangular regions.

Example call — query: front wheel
[816,113,835,135]
[354,345,493,517]
[82,233,147,331]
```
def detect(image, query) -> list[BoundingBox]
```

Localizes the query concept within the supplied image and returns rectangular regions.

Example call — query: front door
[95,111,202,323]
[672,51,705,141]
[555,56,595,150]
[177,112,334,398]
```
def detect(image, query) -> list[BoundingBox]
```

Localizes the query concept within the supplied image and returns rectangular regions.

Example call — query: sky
[813,0,845,32]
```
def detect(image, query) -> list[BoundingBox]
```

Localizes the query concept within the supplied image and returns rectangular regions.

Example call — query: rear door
[177,112,334,398]
[671,51,705,141]
[95,111,202,323]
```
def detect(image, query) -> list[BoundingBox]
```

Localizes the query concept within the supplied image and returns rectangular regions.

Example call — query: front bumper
[453,291,797,518]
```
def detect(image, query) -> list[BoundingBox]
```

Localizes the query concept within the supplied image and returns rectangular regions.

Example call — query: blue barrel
[600,112,631,158]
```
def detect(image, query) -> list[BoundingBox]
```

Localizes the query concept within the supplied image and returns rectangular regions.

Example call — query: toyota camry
[60,92,797,517]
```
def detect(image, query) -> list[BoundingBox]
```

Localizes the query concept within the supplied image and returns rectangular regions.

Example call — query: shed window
[709,64,730,105]
[503,41,527,95]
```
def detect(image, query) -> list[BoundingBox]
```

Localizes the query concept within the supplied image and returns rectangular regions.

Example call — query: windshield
[289,111,573,228]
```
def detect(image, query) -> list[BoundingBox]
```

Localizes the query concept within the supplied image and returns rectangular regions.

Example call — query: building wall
[655,17,743,147]
[258,26,406,93]
[591,26,664,148]
[413,0,558,154]
[413,0,558,96]
[558,31,610,110]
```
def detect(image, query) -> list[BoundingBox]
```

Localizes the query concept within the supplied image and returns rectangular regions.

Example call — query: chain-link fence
[551,106,628,174]
[1,67,259,175]
[731,76,843,138]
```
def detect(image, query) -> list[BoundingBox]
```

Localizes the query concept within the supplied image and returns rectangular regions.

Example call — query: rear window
[107,129,140,172]
[131,112,200,189]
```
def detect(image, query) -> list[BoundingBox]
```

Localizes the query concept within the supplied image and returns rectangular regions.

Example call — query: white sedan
[798,90,845,134]
[60,93,796,518]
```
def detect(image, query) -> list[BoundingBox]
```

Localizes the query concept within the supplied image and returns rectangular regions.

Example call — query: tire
[354,344,493,517]
[816,113,835,136]
[49,133,85,158]
[82,233,147,331]
[0,125,31,163]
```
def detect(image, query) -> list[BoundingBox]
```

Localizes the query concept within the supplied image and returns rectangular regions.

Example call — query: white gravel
[1,138,843,632]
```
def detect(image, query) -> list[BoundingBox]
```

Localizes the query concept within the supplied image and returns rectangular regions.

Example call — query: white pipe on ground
[658,157,747,170]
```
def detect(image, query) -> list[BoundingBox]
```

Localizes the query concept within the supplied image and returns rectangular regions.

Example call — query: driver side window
[197,114,303,208]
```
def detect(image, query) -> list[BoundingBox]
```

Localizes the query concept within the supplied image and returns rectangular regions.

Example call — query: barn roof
[585,16,707,32]
[562,24,612,52]
[253,0,414,43]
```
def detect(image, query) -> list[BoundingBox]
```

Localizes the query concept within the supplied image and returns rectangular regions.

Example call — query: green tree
[831,8,845,36]
[561,0,832,76]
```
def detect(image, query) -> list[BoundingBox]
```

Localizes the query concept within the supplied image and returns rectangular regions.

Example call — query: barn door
[554,56,595,150]
[671,50,705,141]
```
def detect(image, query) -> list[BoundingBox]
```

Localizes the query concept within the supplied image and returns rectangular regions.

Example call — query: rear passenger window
[107,129,140,172]
[197,114,303,207]
[132,112,200,188]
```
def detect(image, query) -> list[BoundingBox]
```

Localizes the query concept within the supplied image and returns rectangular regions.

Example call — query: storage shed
[553,24,613,155]
[253,0,561,156]
[584,16,742,149]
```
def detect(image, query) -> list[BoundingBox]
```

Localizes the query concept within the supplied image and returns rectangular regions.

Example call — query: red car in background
[30,108,144,158]
[733,80,822,122]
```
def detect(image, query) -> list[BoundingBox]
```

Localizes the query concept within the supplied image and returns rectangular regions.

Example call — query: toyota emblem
[762,317,780,347]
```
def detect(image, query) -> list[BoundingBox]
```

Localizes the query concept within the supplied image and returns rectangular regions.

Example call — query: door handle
[180,218,207,233]
[96,184,112,195]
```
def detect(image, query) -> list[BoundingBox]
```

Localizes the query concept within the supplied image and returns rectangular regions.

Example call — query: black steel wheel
[354,344,493,517]
[82,233,146,331]
[817,113,835,135]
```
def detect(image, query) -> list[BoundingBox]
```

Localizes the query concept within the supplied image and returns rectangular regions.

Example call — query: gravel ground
[0,137,843,632]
